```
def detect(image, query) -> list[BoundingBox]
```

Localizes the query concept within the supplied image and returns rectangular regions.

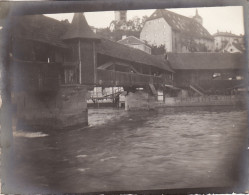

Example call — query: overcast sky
[45,6,245,35]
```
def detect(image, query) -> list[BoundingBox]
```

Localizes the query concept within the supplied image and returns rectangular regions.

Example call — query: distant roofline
[146,9,188,24]
[117,35,146,43]
[213,32,243,37]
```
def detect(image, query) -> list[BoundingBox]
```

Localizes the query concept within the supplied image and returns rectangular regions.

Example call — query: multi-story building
[140,9,214,53]
[213,31,244,52]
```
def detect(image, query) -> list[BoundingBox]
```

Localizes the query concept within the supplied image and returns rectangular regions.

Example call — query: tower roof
[62,13,99,40]
[193,9,202,19]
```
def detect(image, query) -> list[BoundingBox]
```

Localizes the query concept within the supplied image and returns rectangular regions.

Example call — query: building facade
[213,31,245,52]
[140,9,214,53]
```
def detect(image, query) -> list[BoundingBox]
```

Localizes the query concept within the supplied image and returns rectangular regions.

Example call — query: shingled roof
[12,15,69,48]
[62,13,99,40]
[167,53,246,70]
[147,9,213,40]
[117,36,146,45]
[97,38,173,72]
[232,42,245,52]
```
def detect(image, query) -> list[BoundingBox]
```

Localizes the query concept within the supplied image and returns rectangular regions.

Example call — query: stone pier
[13,85,89,130]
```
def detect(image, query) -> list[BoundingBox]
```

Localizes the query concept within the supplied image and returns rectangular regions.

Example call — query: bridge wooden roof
[167,53,246,70]
[11,14,173,72]
[12,14,69,48]
[97,39,174,72]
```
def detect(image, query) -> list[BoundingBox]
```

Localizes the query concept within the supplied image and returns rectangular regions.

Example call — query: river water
[7,106,249,193]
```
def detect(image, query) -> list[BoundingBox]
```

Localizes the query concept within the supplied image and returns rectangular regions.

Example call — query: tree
[141,15,149,27]
[96,15,149,41]
[151,44,166,55]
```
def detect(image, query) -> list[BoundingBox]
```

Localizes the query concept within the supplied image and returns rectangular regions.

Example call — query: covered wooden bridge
[10,13,174,92]
[167,52,247,95]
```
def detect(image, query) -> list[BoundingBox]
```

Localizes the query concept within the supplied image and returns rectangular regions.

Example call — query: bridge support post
[125,90,157,111]
[13,85,89,130]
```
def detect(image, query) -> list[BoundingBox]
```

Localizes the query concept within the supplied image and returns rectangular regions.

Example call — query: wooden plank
[149,83,157,95]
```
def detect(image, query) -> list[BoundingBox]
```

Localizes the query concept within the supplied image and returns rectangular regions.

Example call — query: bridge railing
[96,69,171,87]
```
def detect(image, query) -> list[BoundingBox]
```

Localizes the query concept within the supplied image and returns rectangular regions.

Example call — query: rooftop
[146,9,213,40]
[97,39,173,72]
[117,36,147,45]
[12,14,69,48]
[62,13,99,40]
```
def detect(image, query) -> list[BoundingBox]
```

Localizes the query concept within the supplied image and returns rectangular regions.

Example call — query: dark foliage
[151,45,166,55]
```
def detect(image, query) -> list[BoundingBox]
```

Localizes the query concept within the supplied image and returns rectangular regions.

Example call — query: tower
[193,9,203,25]
[114,10,127,23]
[62,13,99,85]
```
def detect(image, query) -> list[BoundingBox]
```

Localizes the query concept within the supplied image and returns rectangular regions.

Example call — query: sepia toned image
[0,1,248,194]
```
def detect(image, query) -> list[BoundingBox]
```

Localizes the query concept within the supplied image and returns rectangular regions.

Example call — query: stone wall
[164,95,246,107]
[12,85,88,130]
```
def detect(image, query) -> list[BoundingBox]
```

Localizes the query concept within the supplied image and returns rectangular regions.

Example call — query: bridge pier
[13,85,88,130]
[125,89,157,111]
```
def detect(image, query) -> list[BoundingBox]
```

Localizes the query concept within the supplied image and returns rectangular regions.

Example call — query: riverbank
[163,95,246,107]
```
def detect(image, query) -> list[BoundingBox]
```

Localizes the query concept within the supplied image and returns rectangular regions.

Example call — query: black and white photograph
[0,0,249,194]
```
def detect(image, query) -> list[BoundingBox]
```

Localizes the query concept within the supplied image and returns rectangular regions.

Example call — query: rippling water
[9,106,249,193]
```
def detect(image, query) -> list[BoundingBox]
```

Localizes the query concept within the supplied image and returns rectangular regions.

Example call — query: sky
[47,6,244,35]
